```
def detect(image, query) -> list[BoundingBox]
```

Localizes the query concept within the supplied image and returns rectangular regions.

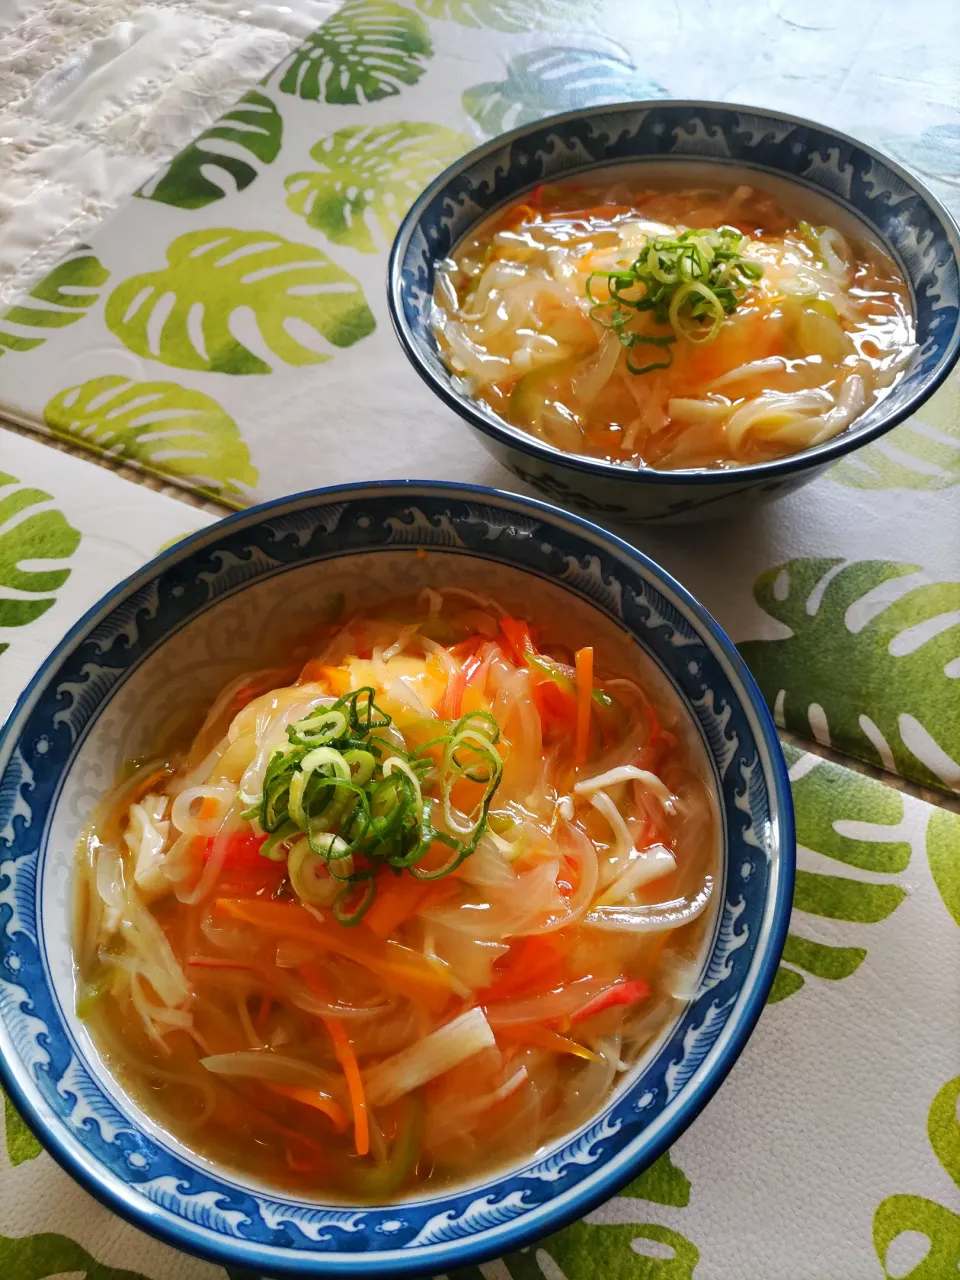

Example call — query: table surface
[0,1,959,1277]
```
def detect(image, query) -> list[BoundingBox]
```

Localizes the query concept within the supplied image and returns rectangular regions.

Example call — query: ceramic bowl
[388,100,960,523]
[0,482,793,1275]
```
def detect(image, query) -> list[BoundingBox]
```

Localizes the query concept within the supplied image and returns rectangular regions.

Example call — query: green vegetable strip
[246,688,503,924]
[585,225,763,374]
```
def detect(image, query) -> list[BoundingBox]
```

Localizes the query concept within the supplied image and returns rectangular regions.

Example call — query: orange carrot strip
[494,1022,602,1063]
[363,873,432,939]
[214,899,453,1012]
[266,1083,349,1132]
[298,661,351,696]
[574,646,594,768]
[323,1015,369,1157]
[298,967,369,1157]
[187,956,256,971]
[499,617,536,665]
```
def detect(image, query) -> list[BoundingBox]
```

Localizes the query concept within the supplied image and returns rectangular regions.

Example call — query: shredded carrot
[266,1083,349,1132]
[324,1015,369,1157]
[363,873,431,938]
[296,966,369,1157]
[363,873,461,938]
[187,956,255,971]
[298,660,351,696]
[497,202,538,231]
[198,796,221,821]
[499,617,536,664]
[574,646,594,767]
[494,1022,602,1063]
[214,899,453,1012]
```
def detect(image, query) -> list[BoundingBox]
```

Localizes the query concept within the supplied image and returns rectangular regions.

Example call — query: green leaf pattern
[286,122,472,253]
[0,246,107,356]
[769,745,909,1002]
[0,1232,152,1279]
[926,806,960,926]
[739,559,960,793]
[874,1075,960,1278]
[273,0,432,104]
[137,90,283,210]
[3,1091,42,1165]
[832,369,960,490]
[416,0,598,30]
[105,228,376,374]
[462,46,666,134]
[0,471,81,658]
[43,377,257,503]
[452,1222,699,1280]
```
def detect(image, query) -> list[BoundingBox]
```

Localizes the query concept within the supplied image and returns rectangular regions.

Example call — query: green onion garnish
[249,688,503,925]
[585,226,763,374]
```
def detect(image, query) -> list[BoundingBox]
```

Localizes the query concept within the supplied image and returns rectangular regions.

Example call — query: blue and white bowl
[0,483,793,1275]
[388,101,960,523]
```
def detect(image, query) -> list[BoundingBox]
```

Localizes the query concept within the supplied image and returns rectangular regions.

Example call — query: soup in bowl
[0,484,792,1275]
[390,102,960,522]
[432,178,915,471]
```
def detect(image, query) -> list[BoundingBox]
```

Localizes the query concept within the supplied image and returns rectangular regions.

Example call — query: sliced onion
[119,891,188,1007]
[520,822,598,934]
[167,741,226,797]
[595,843,677,907]
[170,784,235,838]
[382,624,421,662]
[458,832,518,888]
[427,921,509,990]
[819,227,852,279]
[571,331,620,404]
[574,765,676,813]
[177,804,242,905]
[201,1050,338,1090]
[586,790,633,863]
[129,972,172,1053]
[585,878,714,934]
[421,636,458,677]
[95,841,126,914]
[364,1008,497,1107]
[485,977,607,1026]
[425,857,564,941]
[373,647,432,717]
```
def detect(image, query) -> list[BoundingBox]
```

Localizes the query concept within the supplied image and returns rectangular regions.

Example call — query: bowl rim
[388,98,960,488]
[0,479,795,1275]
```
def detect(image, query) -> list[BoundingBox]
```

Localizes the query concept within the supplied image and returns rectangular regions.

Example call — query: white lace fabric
[0,0,341,307]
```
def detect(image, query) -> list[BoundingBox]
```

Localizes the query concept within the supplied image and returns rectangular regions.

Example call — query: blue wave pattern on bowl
[392,103,960,520]
[0,488,790,1274]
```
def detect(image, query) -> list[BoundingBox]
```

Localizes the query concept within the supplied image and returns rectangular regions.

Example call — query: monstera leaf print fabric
[0,434,213,727]
[0,2,959,1274]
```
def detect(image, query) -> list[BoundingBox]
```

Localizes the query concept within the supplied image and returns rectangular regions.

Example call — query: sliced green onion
[288,837,342,905]
[245,683,504,925]
[584,224,763,374]
[668,281,725,343]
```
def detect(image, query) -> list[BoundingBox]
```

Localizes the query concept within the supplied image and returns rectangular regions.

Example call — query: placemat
[0,1,958,1277]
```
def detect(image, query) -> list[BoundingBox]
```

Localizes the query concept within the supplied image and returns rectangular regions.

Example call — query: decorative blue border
[389,100,960,489]
[0,482,794,1276]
